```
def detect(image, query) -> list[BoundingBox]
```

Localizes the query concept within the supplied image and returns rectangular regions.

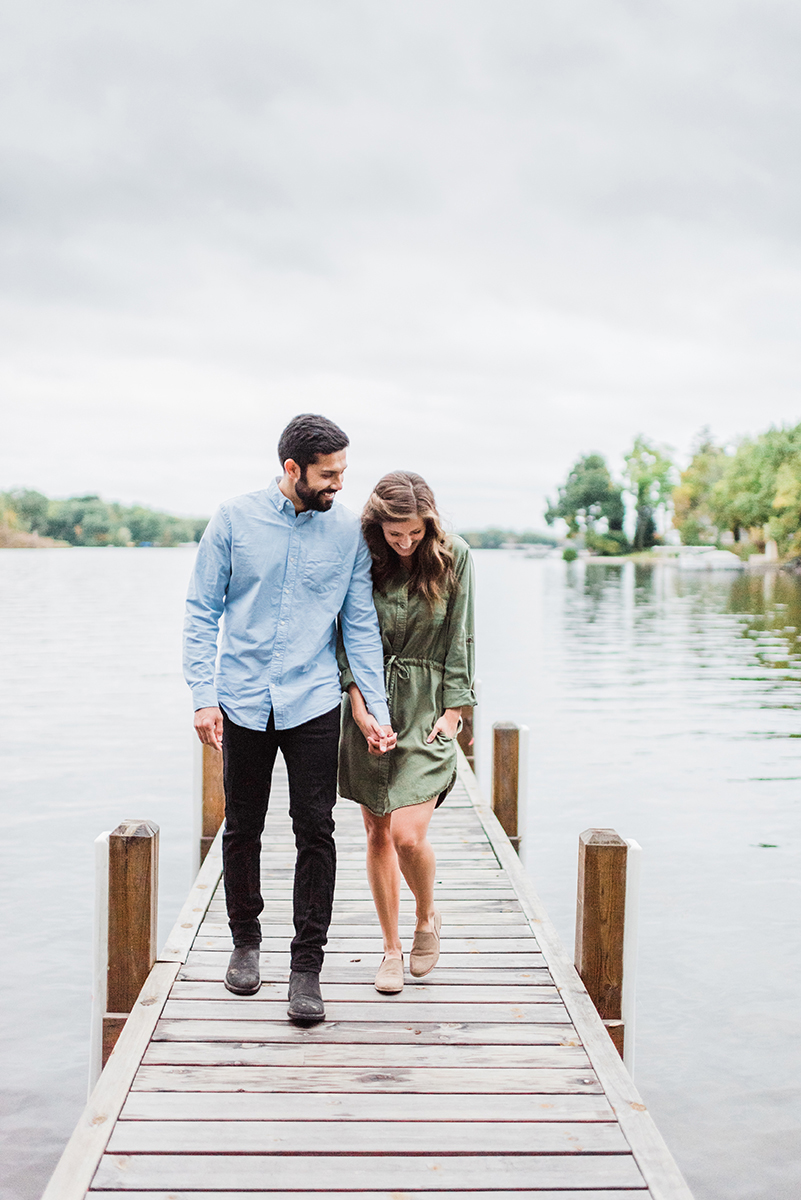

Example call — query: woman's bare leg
[390,798,438,932]
[361,807,402,958]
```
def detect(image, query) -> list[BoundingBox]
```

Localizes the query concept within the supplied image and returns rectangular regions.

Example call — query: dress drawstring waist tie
[384,655,443,707]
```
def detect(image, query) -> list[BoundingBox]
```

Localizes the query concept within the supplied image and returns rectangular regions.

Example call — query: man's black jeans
[221,704,340,973]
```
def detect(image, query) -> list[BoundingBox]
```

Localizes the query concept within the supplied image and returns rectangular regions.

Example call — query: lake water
[0,548,799,1200]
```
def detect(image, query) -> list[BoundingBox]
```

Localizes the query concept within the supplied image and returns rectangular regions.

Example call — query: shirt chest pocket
[303,552,344,595]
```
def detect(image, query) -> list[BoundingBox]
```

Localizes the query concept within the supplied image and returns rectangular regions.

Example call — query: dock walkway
[45,753,692,1199]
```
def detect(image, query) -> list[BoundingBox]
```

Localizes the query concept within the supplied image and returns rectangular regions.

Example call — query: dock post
[102,819,159,1066]
[491,721,528,853]
[194,738,225,871]
[575,828,634,1062]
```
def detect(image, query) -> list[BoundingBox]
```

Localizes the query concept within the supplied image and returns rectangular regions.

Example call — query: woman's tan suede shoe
[374,954,405,993]
[409,910,442,977]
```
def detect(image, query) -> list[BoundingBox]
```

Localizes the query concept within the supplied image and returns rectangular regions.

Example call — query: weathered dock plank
[178,959,553,984]
[118,1090,618,1121]
[130,1063,601,1092]
[91,1153,647,1191]
[168,979,562,1001]
[45,750,693,1200]
[159,998,571,1022]
[89,1193,646,1200]
[139,1041,587,1067]
[181,949,550,972]
[106,1118,630,1153]
[150,1018,574,1045]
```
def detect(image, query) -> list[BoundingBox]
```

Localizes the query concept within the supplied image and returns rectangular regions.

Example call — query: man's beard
[295,472,336,512]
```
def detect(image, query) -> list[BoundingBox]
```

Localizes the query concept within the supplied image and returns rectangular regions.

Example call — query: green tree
[545,454,629,554]
[126,506,166,544]
[623,437,675,551]
[42,496,104,545]
[672,430,728,545]
[710,425,801,553]
[3,489,49,533]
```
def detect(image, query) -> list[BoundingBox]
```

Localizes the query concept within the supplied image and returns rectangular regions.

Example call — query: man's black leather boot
[287,969,325,1023]
[225,946,261,995]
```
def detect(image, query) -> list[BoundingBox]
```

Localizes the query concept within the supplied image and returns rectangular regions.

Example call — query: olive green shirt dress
[337,535,476,816]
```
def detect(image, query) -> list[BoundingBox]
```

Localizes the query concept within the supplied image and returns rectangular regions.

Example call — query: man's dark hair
[277,414,349,472]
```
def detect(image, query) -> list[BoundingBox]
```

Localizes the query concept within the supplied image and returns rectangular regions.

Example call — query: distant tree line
[11,421,801,557]
[0,489,208,547]
[459,528,558,549]
[546,422,801,559]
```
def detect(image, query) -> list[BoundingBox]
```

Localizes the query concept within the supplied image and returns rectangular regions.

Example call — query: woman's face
[382,516,426,559]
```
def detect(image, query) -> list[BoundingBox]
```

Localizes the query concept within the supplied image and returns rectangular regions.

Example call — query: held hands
[361,714,398,757]
[426,707,461,744]
[348,684,397,756]
[194,706,223,752]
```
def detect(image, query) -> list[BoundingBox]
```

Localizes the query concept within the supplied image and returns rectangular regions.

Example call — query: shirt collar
[267,476,318,521]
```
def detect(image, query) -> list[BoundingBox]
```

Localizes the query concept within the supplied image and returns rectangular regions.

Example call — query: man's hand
[360,713,398,757]
[426,707,461,744]
[194,706,223,752]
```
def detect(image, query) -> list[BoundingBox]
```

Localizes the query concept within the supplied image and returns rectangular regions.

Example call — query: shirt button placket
[273,525,299,720]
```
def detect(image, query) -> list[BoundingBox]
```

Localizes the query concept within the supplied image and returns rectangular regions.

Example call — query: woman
[337,471,476,993]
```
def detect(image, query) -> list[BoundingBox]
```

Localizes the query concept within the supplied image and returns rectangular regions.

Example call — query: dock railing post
[491,721,528,853]
[102,819,159,1067]
[575,827,639,1068]
[194,737,225,873]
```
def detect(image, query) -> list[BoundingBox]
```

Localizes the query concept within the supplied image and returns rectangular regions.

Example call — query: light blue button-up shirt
[183,478,390,731]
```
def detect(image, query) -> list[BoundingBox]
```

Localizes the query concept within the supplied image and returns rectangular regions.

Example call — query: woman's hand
[363,716,398,756]
[349,684,397,755]
[426,707,461,744]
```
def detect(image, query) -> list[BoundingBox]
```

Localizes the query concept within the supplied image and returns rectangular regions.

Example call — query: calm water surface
[0,548,799,1200]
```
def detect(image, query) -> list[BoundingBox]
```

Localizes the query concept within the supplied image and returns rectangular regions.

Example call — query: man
[183,414,395,1023]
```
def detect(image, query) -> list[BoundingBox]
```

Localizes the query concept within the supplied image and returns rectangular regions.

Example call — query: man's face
[294,449,348,511]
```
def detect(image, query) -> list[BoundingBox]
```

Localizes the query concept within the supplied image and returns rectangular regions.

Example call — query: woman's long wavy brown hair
[362,472,457,609]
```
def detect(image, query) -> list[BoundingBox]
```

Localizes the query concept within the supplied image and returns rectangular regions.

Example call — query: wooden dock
[45,752,692,1199]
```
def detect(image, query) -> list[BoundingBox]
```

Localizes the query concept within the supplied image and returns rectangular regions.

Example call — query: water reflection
[472,553,801,1200]
[568,561,801,699]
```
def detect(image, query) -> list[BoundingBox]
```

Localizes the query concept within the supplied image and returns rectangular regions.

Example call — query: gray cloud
[2,0,800,526]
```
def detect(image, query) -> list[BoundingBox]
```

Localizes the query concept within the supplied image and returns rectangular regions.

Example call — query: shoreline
[0,527,69,549]
[579,553,783,569]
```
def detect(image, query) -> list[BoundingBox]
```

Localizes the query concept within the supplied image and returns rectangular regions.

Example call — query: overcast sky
[2,0,800,528]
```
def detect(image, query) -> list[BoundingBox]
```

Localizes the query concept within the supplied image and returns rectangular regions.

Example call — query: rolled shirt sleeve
[442,541,477,710]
